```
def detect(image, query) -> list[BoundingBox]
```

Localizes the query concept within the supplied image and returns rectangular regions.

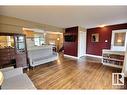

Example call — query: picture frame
[91,33,99,42]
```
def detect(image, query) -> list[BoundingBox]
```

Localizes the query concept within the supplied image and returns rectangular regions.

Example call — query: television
[64,35,76,42]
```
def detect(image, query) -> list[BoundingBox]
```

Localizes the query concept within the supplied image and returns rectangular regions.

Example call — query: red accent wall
[64,26,78,57]
[86,23,127,56]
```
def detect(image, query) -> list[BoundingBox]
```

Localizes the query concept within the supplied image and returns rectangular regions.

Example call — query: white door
[78,31,86,58]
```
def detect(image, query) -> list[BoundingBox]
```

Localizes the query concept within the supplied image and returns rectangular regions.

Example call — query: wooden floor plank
[26,53,126,89]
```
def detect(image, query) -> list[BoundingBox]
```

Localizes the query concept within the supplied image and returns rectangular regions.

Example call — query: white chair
[0,67,36,89]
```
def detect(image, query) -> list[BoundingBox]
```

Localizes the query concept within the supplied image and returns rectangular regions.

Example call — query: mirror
[0,36,14,48]
[114,32,126,46]
[111,29,127,51]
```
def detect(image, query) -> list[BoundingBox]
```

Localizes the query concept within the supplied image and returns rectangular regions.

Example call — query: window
[34,37,45,46]
[34,37,39,46]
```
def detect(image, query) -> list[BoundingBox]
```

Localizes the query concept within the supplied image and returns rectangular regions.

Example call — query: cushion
[1,67,23,79]
[2,74,36,89]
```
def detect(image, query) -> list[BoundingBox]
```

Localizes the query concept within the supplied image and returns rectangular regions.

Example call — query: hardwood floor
[26,53,126,89]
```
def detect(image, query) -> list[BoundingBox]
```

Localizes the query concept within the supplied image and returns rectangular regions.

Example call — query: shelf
[103,52,124,56]
[103,57,124,62]
[103,62,123,69]
[102,49,125,69]
[103,49,125,55]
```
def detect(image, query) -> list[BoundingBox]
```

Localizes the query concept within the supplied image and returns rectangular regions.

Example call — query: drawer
[0,56,10,59]
[0,53,15,57]
[9,49,15,52]
[0,57,10,60]
[0,49,10,53]
[0,53,15,56]
[0,53,10,56]
[0,60,10,65]
[10,52,15,55]
[10,56,15,59]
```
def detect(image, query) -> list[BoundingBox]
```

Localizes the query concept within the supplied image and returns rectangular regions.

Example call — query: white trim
[85,54,102,58]
[112,29,127,33]
[64,54,103,59]
[64,54,79,59]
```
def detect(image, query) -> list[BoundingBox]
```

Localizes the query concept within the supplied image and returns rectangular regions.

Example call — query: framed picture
[114,32,126,46]
[91,33,99,42]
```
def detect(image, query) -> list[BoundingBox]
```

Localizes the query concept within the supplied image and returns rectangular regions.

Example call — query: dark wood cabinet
[64,26,78,57]
[14,35,27,68]
[15,53,27,67]
[0,48,16,68]
[0,33,28,68]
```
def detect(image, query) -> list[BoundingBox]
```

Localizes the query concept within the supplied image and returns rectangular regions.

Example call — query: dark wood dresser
[0,33,28,68]
[0,47,16,68]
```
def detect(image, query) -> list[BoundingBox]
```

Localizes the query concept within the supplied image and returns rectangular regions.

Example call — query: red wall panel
[64,26,78,57]
[86,23,127,56]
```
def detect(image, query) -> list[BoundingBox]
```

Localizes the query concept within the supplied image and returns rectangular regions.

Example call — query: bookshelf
[102,49,125,69]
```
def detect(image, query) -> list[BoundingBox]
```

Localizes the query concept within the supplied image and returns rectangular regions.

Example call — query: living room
[0,6,127,91]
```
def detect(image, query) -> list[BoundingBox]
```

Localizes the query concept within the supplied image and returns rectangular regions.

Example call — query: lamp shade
[0,71,4,86]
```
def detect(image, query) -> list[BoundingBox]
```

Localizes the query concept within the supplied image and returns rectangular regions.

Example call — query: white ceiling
[0,6,127,28]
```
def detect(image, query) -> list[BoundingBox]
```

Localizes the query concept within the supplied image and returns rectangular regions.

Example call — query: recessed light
[57,38,60,41]
[117,39,122,43]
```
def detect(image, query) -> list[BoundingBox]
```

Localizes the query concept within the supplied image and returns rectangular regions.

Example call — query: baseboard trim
[85,54,102,58]
[64,54,102,59]
[64,54,78,59]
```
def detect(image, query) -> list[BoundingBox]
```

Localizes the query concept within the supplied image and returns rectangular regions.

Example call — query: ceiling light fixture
[99,24,106,28]
[57,38,60,41]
